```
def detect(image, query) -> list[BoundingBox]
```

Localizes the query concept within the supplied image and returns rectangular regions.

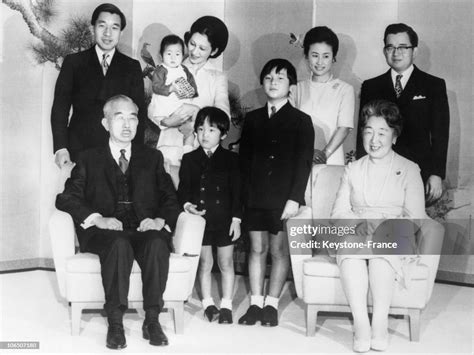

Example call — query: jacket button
[216,200,220,204]
[269,155,274,159]
[216,186,220,191]
[200,187,205,191]
[200,200,205,204]
[201,174,206,179]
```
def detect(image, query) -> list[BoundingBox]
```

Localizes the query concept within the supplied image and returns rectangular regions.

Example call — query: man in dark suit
[356,23,450,204]
[56,95,179,349]
[51,3,146,169]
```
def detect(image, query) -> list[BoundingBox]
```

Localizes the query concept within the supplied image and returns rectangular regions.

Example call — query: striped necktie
[102,54,109,75]
[269,105,277,118]
[119,149,129,174]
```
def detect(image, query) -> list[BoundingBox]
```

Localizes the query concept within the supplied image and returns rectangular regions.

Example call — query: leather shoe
[142,321,168,346]
[218,308,233,324]
[106,323,127,349]
[238,305,262,325]
[204,305,220,322]
[261,305,278,327]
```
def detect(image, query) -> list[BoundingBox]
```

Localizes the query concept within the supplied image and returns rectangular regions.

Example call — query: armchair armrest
[287,206,314,299]
[49,209,76,299]
[417,218,445,303]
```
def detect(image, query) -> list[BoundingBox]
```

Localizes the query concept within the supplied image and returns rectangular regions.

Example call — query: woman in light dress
[331,100,426,352]
[163,16,230,165]
[292,26,354,165]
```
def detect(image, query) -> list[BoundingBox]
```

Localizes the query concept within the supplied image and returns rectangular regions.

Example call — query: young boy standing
[178,107,241,324]
[239,59,314,326]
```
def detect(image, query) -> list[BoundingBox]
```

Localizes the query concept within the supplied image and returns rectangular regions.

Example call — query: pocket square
[412,95,426,100]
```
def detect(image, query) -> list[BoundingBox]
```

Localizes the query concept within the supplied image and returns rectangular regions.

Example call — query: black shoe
[261,305,278,327]
[218,308,233,324]
[204,305,220,322]
[238,305,262,325]
[142,320,169,346]
[106,323,127,349]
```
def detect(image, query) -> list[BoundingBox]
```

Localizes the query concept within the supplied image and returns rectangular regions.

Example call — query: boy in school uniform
[178,107,242,324]
[238,59,314,326]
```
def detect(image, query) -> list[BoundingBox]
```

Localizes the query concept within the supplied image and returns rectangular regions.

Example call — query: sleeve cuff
[232,217,241,223]
[81,213,102,229]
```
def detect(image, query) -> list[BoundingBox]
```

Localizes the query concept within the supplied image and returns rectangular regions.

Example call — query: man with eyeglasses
[51,3,146,169]
[356,23,449,205]
[56,95,179,349]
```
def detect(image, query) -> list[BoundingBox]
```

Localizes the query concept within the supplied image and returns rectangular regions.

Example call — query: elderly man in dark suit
[56,95,179,349]
[51,3,146,169]
[356,23,450,204]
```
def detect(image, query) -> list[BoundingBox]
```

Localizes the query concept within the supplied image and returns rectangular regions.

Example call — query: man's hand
[312,149,327,165]
[92,216,123,231]
[229,219,241,242]
[184,203,206,216]
[137,218,165,232]
[426,175,443,203]
[55,149,72,169]
[280,200,300,220]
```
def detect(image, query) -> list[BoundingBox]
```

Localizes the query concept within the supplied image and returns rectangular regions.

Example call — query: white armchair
[288,165,444,341]
[49,210,205,335]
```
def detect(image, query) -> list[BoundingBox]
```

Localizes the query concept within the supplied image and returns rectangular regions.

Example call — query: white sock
[250,295,264,308]
[220,298,233,310]
[264,295,279,309]
[202,297,215,309]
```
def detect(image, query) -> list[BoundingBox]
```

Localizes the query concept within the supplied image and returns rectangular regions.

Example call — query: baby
[148,34,198,166]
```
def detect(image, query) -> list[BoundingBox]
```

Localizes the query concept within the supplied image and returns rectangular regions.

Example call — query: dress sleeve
[337,82,355,128]
[403,163,426,218]
[331,163,358,219]
[213,71,230,118]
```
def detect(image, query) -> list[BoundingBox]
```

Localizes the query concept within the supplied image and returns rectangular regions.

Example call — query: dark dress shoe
[218,308,233,324]
[238,305,262,325]
[204,305,220,322]
[261,305,278,327]
[142,321,169,346]
[106,323,127,349]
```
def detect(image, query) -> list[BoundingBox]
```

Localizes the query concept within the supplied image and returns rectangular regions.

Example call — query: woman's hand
[280,200,300,220]
[171,103,200,121]
[313,149,327,165]
[229,219,241,241]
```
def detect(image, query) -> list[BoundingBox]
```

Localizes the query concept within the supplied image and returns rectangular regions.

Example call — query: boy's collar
[267,99,288,112]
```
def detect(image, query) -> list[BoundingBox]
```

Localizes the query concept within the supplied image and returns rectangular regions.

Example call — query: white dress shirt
[390,64,414,90]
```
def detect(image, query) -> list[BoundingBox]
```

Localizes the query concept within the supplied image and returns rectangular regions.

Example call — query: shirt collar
[267,99,288,117]
[182,57,215,75]
[204,144,219,156]
[95,45,116,65]
[109,140,131,163]
[390,65,414,89]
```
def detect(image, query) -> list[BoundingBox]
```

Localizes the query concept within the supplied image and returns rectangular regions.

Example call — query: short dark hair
[384,23,418,47]
[184,16,229,58]
[360,100,403,137]
[91,3,126,30]
[160,35,185,57]
[303,26,339,58]
[194,107,230,135]
[259,58,297,86]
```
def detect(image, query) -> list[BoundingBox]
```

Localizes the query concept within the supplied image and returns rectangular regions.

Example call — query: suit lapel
[101,146,118,196]
[398,66,420,106]
[381,70,398,102]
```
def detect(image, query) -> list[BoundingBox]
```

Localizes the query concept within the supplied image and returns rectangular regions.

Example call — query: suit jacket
[356,66,450,181]
[51,47,146,157]
[239,102,314,209]
[56,143,180,250]
[178,145,241,231]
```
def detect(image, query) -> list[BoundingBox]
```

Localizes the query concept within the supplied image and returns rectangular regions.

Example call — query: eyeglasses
[384,45,414,55]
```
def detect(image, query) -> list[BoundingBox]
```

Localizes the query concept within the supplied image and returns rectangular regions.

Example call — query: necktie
[206,150,213,159]
[269,106,277,118]
[102,54,109,75]
[119,149,129,174]
[395,74,403,98]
